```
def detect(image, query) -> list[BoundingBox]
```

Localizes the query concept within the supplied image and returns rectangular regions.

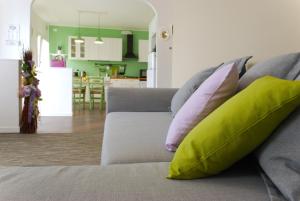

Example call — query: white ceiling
[32,0,155,30]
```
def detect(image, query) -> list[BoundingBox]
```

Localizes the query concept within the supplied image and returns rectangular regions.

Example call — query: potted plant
[57,45,63,55]
[19,50,42,134]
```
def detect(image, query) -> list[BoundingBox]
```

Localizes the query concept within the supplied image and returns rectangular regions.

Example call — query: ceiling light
[94,38,104,45]
[121,30,133,35]
[75,38,84,44]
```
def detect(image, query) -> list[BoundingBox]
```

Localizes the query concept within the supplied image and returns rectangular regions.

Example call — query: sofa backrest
[239,52,300,90]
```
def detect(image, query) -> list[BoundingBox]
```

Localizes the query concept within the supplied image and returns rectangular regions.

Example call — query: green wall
[49,25,148,77]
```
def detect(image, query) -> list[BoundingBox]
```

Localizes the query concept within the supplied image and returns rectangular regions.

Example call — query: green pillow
[168,76,300,179]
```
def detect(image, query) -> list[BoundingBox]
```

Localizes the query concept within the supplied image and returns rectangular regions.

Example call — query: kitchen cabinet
[138,40,149,62]
[68,37,122,61]
[83,37,98,60]
[97,39,109,61]
[109,38,123,61]
[98,38,122,61]
[68,37,86,60]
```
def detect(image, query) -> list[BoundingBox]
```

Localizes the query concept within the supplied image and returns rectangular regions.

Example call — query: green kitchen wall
[49,25,148,77]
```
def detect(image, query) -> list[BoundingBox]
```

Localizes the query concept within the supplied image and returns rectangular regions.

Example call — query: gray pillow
[224,56,253,78]
[239,52,300,90]
[170,56,252,117]
[255,107,300,201]
[170,66,219,117]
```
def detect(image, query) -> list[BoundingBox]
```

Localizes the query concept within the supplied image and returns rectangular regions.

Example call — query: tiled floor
[37,116,73,133]
[0,108,106,166]
[37,107,105,134]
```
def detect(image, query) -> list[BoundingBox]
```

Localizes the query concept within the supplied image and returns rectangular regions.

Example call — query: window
[36,35,49,69]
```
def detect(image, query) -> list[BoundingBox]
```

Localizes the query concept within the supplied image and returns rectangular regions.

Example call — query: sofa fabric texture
[0,163,270,201]
[106,88,178,114]
[166,63,239,152]
[239,52,300,90]
[259,170,288,201]
[256,107,300,201]
[169,76,300,179]
[101,112,174,165]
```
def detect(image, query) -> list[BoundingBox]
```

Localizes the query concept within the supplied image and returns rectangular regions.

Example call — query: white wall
[0,0,31,60]
[172,0,300,87]
[0,60,20,133]
[0,0,32,133]
[146,0,173,88]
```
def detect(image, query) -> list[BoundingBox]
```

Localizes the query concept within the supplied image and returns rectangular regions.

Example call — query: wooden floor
[0,108,105,166]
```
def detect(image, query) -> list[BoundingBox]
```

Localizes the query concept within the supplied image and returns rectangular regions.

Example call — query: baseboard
[0,127,20,133]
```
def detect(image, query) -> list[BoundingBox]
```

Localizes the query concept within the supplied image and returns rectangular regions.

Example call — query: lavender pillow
[165,63,239,152]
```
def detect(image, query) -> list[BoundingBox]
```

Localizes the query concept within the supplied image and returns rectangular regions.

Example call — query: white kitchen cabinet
[68,36,86,60]
[83,37,98,60]
[97,38,122,61]
[68,37,122,61]
[138,40,149,62]
[107,38,123,61]
[97,38,109,61]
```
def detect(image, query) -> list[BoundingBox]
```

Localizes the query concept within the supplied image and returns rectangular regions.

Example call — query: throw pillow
[168,76,300,179]
[255,74,300,201]
[224,56,252,78]
[171,56,252,117]
[239,52,300,90]
[170,66,219,117]
[165,63,239,152]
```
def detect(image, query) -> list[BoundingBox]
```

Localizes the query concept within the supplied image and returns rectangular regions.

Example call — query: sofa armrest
[106,87,178,113]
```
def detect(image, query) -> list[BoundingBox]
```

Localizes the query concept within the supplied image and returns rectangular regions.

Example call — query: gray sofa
[0,53,299,201]
[0,88,270,201]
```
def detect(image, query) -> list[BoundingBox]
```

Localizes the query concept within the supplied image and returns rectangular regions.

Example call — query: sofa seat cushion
[101,112,174,165]
[0,162,269,201]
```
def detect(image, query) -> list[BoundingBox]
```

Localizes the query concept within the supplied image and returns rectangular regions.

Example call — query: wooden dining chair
[73,77,86,109]
[88,76,105,110]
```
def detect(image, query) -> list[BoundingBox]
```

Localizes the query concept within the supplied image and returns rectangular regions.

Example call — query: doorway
[30,0,156,133]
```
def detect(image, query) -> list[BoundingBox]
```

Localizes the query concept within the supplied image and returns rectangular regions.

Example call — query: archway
[30,0,173,88]
[31,0,168,133]
[0,0,172,133]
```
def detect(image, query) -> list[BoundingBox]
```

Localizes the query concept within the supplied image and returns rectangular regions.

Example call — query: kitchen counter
[110,77,140,80]
[104,77,147,102]
[109,77,147,81]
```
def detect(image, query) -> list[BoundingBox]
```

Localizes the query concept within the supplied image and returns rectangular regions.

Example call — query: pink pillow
[165,63,239,152]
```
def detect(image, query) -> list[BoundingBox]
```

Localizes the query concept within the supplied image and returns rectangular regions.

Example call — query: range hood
[123,33,137,59]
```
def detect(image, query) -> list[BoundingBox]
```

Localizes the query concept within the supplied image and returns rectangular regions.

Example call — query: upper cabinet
[68,37,86,60]
[84,37,98,60]
[98,38,123,61]
[138,40,149,62]
[68,36,122,61]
